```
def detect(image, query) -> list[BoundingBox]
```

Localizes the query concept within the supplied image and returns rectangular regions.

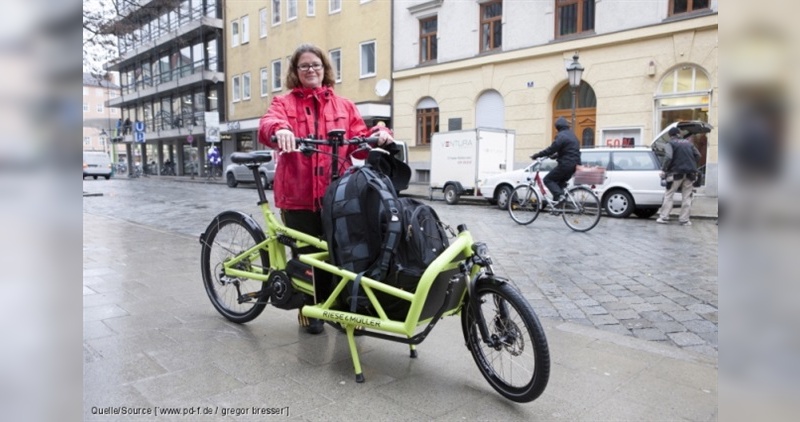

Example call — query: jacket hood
[555,117,571,130]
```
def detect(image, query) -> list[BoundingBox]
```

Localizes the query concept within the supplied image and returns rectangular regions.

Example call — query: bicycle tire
[508,185,542,225]
[200,212,270,323]
[562,186,601,232]
[461,278,550,403]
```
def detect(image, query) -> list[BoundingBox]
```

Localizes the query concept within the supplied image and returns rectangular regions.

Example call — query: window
[307,0,315,16]
[231,20,239,47]
[581,151,610,169]
[419,16,437,63]
[241,15,250,44]
[242,73,251,100]
[329,0,341,14]
[330,49,342,82]
[272,0,281,25]
[83,102,89,112]
[259,8,268,38]
[83,87,87,96]
[480,0,502,52]
[271,60,282,91]
[260,68,269,96]
[96,103,104,113]
[417,109,439,145]
[416,97,439,145]
[669,0,709,16]
[288,0,297,20]
[232,75,241,102]
[556,0,595,37]
[359,41,376,77]
[84,136,91,145]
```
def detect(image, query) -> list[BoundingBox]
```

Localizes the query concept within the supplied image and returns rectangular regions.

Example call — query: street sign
[134,131,146,143]
[134,121,145,132]
[205,111,220,143]
[187,135,194,144]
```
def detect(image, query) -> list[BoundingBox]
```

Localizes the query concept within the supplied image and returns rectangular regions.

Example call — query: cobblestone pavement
[83,177,717,358]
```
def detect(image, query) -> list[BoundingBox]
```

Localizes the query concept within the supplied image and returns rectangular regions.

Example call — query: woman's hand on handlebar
[370,126,394,147]
[274,129,298,153]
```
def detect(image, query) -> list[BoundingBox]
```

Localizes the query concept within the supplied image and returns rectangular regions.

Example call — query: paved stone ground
[83,177,717,357]
[83,185,718,420]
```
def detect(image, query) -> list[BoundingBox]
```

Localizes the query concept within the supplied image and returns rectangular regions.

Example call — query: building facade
[106,0,225,176]
[83,73,120,157]
[222,0,393,160]
[393,0,719,195]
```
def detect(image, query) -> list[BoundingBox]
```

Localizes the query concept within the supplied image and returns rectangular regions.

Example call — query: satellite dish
[375,79,391,97]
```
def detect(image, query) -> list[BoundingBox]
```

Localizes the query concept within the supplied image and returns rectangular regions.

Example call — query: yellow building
[223,0,393,155]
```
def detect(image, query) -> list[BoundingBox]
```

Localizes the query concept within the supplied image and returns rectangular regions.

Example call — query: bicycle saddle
[230,152,272,165]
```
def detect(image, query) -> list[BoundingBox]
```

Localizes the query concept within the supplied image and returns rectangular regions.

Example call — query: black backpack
[377,198,450,319]
[322,166,450,318]
[392,197,450,279]
[322,165,403,311]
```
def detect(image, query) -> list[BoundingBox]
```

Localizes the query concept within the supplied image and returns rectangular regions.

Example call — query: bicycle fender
[199,211,264,245]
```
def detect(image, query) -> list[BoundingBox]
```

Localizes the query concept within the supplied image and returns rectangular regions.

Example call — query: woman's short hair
[286,44,336,89]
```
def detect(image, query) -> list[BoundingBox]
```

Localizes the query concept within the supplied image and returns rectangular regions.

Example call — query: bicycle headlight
[471,242,490,259]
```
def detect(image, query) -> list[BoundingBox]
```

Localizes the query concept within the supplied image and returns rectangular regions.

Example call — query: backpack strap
[350,272,365,313]
[361,166,403,281]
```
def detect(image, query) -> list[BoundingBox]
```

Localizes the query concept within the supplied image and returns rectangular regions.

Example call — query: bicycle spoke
[562,187,601,232]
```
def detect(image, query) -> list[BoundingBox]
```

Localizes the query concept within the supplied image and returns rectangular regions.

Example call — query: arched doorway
[553,81,597,147]
[655,65,711,178]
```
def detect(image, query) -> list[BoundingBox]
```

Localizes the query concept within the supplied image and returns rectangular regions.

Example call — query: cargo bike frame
[199,130,550,403]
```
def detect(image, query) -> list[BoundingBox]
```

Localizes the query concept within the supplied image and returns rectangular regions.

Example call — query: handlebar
[270,130,383,181]
[270,131,380,154]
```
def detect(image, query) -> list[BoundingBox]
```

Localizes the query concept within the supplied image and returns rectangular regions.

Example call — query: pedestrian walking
[656,127,701,225]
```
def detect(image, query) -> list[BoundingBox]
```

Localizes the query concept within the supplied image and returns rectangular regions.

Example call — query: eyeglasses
[297,63,323,72]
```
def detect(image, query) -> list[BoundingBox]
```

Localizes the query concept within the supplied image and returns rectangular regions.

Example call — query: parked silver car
[225,149,277,189]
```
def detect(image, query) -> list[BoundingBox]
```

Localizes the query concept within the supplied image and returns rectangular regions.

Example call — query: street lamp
[566,52,584,131]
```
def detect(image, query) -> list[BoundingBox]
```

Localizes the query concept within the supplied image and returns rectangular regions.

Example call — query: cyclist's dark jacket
[662,137,701,175]
[533,117,581,165]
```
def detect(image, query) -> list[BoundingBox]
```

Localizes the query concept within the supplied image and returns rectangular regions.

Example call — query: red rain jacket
[258,86,375,211]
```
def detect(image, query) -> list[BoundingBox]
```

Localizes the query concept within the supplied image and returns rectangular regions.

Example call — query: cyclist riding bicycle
[530,117,582,207]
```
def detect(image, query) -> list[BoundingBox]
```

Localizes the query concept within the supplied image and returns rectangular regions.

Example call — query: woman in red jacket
[258,43,393,334]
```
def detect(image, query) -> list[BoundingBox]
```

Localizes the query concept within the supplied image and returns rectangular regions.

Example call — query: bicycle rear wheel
[200,212,270,323]
[562,186,601,232]
[508,185,542,225]
[461,277,550,403]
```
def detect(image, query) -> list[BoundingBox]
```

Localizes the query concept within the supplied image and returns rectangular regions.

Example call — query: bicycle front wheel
[562,186,601,232]
[461,278,550,403]
[200,212,270,323]
[508,185,542,225]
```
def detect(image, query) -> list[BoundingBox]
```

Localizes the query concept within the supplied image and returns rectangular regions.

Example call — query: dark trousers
[281,209,332,304]
[543,162,577,199]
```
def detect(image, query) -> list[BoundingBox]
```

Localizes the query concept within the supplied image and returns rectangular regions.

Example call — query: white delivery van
[429,128,515,204]
[83,151,113,180]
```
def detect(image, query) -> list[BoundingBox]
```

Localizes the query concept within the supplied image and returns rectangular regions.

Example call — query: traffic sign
[187,135,194,144]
